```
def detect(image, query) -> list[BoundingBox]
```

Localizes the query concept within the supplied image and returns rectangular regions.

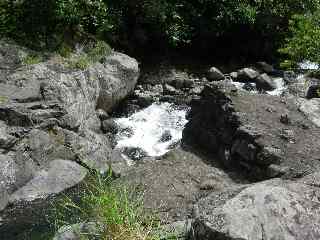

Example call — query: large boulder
[207,67,225,81]
[191,175,320,240]
[96,52,139,112]
[0,40,139,235]
[237,68,260,82]
[53,222,104,240]
[117,148,237,224]
[183,83,320,180]
[297,98,320,127]
[255,73,276,91]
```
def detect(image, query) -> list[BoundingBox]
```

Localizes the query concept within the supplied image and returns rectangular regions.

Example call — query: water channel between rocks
[114,102,190,163]
[112,73,290,163]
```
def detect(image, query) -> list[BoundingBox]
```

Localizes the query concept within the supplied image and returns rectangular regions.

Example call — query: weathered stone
[183,83,320,180]
[118,148,235,223]
[96,109,109,121]
[0,40,137,234]
[298,98,320,127]
[191,178,320,240]
[53,222,104,240]
[256,62,274,73]
[207,67,225,81]
[101,119,119,134]
[97,52,139,112]
[9,160,87,203]
[237,68,259,82]
[164,84,180,95]
[256,73,276,91]
[306,84,320,99]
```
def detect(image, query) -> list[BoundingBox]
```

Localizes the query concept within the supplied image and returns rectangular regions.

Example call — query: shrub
[22,54,42,65]
[279,10,320,68]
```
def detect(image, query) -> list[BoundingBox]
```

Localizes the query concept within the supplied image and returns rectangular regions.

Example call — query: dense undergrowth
[1,0,320,63]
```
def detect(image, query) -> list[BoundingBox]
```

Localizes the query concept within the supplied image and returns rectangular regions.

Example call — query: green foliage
[0,96,8,104]
[58,42,73,58]
[66,40,112,70]
[22,54,42,65]
[69,56,90,70]
[49,173,161,240]
[280,10,320,67]
[1,0,320,57]
[87,40,112,62]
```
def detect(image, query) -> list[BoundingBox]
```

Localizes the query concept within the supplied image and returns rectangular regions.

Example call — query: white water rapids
[114,103,189,162]
[113,72,290,162]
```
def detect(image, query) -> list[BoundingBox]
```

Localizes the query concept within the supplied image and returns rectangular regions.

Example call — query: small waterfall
[114,102,189,162]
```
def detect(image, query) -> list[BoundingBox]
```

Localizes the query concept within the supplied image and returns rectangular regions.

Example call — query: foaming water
[232,77,286,96]
[267,77,286,96]
[114,102,189,161]
[298,61,319,70]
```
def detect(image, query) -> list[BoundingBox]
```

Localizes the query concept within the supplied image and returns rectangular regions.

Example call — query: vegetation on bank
[280,9,320,69]
[42,173,170,240]
[1,0,320,62]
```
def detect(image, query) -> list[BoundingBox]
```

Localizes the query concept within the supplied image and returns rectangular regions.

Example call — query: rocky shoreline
[1,39,320,239]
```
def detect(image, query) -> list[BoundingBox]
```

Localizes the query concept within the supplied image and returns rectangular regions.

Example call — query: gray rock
[97,52,139,112]
[0,121,16,149]
[183,83,320,180]
[191,178,320,240]
[207,67,225,81]
[101,119,118,134]
[256,62,274,73]
[256,73,276,91]
[137,93,154,107]
[121,147,148,161]
[164,84,180,95]
[306,84,320,99]
[9,160,87,203]
[53,222,104,240]
[160,130,172,142]
[0,40,136,234]
[237,68,260,82]
[229,72,238,80]
[184,79,195,88]
[118,149,235,223]
[0,185,8,212]
[96,109,109,121]
[298,98,320,127]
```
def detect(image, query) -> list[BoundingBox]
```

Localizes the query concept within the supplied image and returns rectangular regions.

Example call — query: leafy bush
[280,10,320,68]
[1,0,320,58]
[67,40,112,69]
[22,54,42,65]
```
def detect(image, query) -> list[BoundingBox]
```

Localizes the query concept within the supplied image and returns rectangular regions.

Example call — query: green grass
[68,55,90,70]
[87,41,112,63]
[49,173,165,240]
[64,40,112,70]
[0,96,8,103]
[22,54,42,65]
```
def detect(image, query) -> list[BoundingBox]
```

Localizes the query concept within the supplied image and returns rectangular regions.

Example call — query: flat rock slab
[183,83,320,180]
[192,176,320,240]
[118,148,238,223]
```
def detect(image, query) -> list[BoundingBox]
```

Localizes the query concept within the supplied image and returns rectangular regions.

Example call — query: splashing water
[298,61,319,70]
[232,77,286,96]
[114,102,189,161]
